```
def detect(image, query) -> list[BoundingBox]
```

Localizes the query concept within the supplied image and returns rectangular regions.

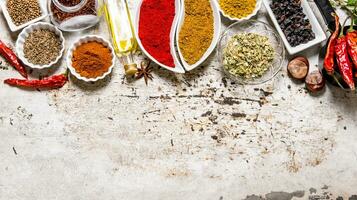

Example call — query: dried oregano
[223,33,275,79]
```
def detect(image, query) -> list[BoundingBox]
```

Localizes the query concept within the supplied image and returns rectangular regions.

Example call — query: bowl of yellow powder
[176,0,221,71]
[218,0,262,21]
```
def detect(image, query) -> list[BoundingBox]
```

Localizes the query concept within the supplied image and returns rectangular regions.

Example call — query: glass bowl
[217,20,285,85]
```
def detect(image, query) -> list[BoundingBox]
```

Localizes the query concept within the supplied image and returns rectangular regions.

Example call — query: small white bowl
[16,22,65,69]
[263,0,327,55]
[218,0,262,22]
[135,0,185,74]
[176,0,221,71]
[67,35,115,82]
[0,0,48,32]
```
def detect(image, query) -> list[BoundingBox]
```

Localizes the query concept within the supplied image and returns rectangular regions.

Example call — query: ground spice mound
[219,0,256,19]
[139,0,176,67]
[179,0,214,65]
[7,0,41,26]
[72,41,112,79]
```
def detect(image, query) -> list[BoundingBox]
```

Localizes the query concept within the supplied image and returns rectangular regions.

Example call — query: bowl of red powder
[67,35,115,82]
[135,0,185,73]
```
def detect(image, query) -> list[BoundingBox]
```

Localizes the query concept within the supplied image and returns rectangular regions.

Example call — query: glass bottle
[49,0,100,32]
[103,0,138,76]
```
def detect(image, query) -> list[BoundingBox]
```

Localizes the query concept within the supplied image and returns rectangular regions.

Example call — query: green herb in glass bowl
[223,33,275,79]
[217,20,285,85]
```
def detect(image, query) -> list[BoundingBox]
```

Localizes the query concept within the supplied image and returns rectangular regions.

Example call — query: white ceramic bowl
[16,22,65,69]
[135,0,185,73]
[0,0,48,32]
[67,35,115,82]
[263,0,327,55]
[218,0,262,22]
[176,0,221,71]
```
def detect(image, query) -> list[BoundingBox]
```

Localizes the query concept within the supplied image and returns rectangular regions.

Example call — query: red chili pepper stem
[349,16,354,32]
[340,17,349,37]
[332,73,348,89]
[65,68,69,77]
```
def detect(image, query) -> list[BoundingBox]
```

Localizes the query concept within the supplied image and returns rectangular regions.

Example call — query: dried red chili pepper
[346,32,357,78]
[335,23,355,90]
[0,40,27,78]
[4,73,68,89]
[324,14,340,75]
[346,19,357,77]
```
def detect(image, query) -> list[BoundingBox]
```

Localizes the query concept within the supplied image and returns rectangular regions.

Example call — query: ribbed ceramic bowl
[67,35,115,82]
[16,22,65,69]
[218,0,262,22]
[217,20,285,85]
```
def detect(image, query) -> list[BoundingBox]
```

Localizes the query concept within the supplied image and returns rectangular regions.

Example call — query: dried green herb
[6,0,41,26]
[24,29,61,65]
[223,33,275,79]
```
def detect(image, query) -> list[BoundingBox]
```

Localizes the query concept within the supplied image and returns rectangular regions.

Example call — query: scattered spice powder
[51,0,97,23]
[24,29,62,65]
[6,0,41,26]
[72,41,112,78]
[219,0,256,19]
[139,0,176,67]
[179,0,214,65]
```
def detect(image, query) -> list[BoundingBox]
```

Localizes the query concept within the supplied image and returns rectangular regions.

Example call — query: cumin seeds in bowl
[24,29,62,65]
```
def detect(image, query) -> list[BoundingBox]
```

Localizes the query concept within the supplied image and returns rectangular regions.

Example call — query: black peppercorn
[271,0,315,47]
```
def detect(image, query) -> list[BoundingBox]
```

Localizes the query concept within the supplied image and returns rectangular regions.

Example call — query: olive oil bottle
[103,0,138,76]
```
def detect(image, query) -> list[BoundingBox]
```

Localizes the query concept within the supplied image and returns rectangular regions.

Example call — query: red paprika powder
[139,0,175,68]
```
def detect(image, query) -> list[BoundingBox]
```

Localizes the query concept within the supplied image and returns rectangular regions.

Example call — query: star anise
[135,60,154,85]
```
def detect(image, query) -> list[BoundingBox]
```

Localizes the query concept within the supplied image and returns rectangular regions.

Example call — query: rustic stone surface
[0,1,356,199]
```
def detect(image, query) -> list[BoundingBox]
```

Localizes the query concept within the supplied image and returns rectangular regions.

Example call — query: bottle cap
[124,63,138,76]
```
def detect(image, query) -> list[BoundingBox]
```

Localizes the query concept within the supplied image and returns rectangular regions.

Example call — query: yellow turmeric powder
[219,0,256,19]
[179,0,214,65]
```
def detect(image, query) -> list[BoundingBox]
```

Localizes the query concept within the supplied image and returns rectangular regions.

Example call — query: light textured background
[0,1,356,199]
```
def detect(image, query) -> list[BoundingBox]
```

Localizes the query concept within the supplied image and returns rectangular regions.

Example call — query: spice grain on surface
[6,0,41,26]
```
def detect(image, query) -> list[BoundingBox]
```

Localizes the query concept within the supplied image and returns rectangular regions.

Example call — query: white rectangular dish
[0,0,48,32]
[263,0,327,55]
